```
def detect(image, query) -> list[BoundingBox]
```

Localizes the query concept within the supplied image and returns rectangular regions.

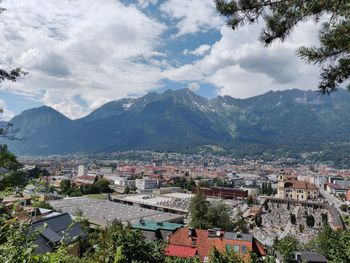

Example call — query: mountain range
[5,88,350,156]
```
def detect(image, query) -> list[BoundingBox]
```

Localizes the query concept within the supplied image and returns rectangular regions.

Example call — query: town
[2,151,350,262]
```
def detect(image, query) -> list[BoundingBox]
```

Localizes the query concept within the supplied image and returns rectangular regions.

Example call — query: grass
[83,193,107,200]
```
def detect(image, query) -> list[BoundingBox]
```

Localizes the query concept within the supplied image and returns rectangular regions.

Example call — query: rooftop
[49,197,183,227]
[132,220,183,231]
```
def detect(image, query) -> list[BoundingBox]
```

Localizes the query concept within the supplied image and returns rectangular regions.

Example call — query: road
[279,206,299,239]
[319,188,343,210]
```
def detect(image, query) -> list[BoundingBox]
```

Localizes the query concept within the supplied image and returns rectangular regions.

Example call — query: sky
[0,0,322,120]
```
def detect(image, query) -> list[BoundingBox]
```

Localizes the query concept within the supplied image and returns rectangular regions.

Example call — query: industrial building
[49,197,184,228]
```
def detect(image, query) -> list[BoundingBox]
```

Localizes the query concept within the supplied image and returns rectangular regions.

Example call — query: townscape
[1,0,350,262]
[2,150,350,262]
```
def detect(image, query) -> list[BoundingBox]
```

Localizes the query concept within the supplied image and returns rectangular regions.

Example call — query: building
[275,251,327,263]
[346,188,350,202]
[77,165,86,177]
[165,227,266,262]
[277,174,319,201]
[192,187,248,199]
[49,197,184,228]
[74,175,96,186]
[31,212,87,255]
[135,178,158,192]
[132,219,183,241]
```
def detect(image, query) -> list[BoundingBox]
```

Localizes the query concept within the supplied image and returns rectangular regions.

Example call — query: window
[242,245,247,254]
[233,245,240,253]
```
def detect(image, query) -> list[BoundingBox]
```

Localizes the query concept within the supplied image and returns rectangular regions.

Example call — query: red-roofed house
[165,228,266,262]
[74,175,96,186]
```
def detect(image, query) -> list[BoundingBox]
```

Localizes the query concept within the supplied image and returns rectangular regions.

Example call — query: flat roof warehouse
[49,197,184,227]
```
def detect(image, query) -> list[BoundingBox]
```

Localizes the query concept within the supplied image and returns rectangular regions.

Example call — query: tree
[267,183,273,196]
[233,210,249,233]
[189,189,209,229]
[273,236,299,262]
[60,179,71,195]
[0,145,20,170]
[216,0,350,93]
[340,204,349,212]
[321,213,328,225]
[208,246,245,263]
[306,214,315,228]
[255,215,263,227]
[290,213,296,225]
[27,167,49,179]
[94,179,112,193]
[264,201,269,211]
[246,195,254,206]
[207,202,234,231]
[86,221,165,263]
[0,170,28,191]
[299,223,304,233]
[306,224,350,262]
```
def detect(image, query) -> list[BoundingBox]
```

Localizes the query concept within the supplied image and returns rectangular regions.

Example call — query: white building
[78,165,86,177]
[135,178,158,192]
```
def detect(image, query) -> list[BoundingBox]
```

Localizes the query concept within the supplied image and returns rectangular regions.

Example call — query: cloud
[183,44,211,56]
[0,100,15,121]
[163,20,321,98]
[187,82,200,91]
[160,0,223,36]
[0,0,166,119]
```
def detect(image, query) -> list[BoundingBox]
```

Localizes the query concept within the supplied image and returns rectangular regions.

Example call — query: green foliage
[263,201,269,211]
[189,190,234,231]
[290,213,296,225]
[27,167,50,179]
[261,183,274,196]
[246,195,253,206]
[0,144,20,170]
[189,189,209,229]
[340,204,349,212]
[208,246,245,263]
[207,202,235,231]
[233,210,249,233]
[306,225,350,262]
[32,201,53,210]
[93,179,113,193]
[85,221,165,263]
[0,170,28,191]
[215,0,350,93]
[255,215,262,228]
[321,213,328,225]
[60,178,111,197]
[306,214,315,228]
[273,236,299,262]
[60,179,72,195]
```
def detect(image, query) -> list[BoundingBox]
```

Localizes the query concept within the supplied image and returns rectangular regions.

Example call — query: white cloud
[160,0,224,36]
[164,20,322,98]
[0,0,165,119]
[187,82,200,91]
[0,100,15,121]
[183,44,211,56]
